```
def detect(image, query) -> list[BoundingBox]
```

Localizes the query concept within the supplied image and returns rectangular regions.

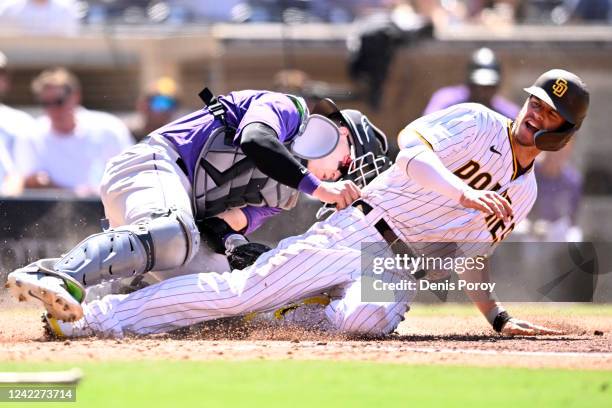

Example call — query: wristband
[492,311,512,333]
[297,172,321,195]
[485,305,505,325]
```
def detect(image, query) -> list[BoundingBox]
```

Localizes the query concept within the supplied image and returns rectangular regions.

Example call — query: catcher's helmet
[524,69,590,151]
[311,98,392,219]
[312,98,391,188]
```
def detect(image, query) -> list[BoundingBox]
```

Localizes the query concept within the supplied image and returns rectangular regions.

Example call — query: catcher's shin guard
[56,208,200,287]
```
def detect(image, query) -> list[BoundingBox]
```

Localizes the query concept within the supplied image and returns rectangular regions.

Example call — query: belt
[352,199,426,279]
[176,157,189,177]
[352,199,406,253]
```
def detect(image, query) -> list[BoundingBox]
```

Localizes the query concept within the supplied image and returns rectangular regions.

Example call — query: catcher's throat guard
[290,114,341,160]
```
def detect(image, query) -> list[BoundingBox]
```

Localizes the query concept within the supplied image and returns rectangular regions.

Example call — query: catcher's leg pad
[56,208,200,287]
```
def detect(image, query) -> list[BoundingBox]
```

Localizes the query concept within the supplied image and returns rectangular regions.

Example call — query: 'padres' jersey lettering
[453,160,493,190]
[364,103,537,256]
[485,191,515,242]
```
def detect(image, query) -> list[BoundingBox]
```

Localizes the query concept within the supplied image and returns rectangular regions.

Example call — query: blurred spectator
[13,67,133,196]
[564,0,611,23]
[0,142,15,190]
[0,0,80,36]
[274,69,310,96]
[0,51,32,196]
[273,69,355,104]
[423,47,519,119]
[465,0,522,24]
[127,77,181,142]
[169,0,243,22]
[348,1,432,110]
[407,0,523,29]
[0,139,24,196]
[528,143,583,241]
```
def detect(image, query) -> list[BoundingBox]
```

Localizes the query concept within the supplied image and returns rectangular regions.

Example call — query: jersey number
[454,160,514,242]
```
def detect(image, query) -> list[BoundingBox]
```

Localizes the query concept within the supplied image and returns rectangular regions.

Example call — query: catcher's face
[307,126,351,181]
[514,96,565,147]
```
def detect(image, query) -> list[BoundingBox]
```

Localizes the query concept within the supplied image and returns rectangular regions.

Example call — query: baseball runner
[8,69,589,339]
[5,89,390,319]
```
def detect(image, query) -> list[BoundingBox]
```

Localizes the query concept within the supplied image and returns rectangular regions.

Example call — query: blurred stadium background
[1,0,612,301]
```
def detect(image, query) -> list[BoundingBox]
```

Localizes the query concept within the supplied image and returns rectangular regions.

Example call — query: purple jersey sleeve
[234,93,301,144]
[241,206,283,234]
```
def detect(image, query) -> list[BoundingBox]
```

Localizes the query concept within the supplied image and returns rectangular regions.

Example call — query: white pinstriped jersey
[363,103,537,256]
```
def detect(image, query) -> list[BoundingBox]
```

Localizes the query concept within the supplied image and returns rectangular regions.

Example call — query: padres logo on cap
[552,78,568,98]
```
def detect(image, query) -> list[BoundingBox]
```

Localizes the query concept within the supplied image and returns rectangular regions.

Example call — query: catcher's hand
[227,242,272,270]
[501,318,563,336]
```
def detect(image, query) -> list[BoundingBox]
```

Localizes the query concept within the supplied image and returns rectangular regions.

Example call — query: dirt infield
[1,297,611,370]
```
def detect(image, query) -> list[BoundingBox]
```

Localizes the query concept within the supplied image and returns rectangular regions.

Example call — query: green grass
[0,361,610,408]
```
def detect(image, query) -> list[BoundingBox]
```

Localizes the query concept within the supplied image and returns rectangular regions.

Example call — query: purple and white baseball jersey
[157,90,303,183]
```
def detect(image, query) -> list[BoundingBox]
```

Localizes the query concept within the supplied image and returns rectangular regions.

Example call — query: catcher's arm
[216,208,248,231]
[461,262,562,336]
[201,208,272,270]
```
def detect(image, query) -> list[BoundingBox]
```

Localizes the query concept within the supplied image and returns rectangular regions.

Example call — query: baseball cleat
[6,259,85,322]
[42,313,92,339]
[243,295,333,330]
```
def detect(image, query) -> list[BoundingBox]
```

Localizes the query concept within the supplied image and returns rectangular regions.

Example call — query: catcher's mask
[287,95,341,160]
[311,98,391,186]
[311,98,392,218]
[523,69,590,151]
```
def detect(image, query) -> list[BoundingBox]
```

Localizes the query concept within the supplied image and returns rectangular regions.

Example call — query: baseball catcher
[6,90,390,320]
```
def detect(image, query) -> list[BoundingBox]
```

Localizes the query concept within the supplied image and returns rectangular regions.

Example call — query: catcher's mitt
[227,242,272,270]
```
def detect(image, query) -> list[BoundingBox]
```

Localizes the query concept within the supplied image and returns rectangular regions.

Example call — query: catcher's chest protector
[192,127,299,218]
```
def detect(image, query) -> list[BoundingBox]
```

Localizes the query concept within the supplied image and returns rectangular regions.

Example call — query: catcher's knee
[56,208,200,287]
[145,208,200,270]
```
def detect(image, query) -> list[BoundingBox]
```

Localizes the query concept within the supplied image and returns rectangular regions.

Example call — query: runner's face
[514,96,565,147]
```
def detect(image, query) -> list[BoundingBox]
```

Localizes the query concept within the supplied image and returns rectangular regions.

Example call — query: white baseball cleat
[244,295,334,331]
[42,313,93,339]
[5,259,85,322]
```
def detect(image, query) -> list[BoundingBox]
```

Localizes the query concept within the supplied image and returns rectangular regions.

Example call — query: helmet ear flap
[534,126,575,152]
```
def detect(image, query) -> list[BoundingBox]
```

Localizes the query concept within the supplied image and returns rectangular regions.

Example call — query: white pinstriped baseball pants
[77,206,415,337]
